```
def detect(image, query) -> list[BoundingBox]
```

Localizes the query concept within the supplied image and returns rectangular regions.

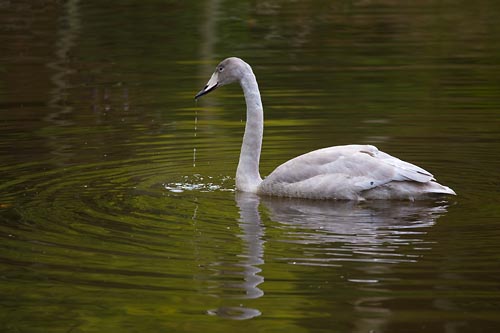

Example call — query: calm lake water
[1,1,499,332]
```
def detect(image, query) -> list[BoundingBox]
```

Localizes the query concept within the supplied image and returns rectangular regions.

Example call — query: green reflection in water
[1,0,500,332]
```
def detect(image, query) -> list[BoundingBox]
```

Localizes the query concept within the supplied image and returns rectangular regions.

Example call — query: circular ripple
[0,148,239,295]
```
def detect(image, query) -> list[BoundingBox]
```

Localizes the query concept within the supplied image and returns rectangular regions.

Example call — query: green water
[1,1,499,332]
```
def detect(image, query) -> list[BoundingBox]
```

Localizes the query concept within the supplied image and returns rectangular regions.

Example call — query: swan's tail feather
[362,180,456,200]
[426,182,456,196]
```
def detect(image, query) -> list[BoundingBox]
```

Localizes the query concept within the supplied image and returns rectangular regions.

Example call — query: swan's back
[258,144,455,200]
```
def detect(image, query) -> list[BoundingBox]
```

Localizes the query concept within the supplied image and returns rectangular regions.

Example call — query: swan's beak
[195,72,219,99]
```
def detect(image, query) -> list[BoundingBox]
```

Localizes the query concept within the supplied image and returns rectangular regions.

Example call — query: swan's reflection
[261,196,448,267]
[211,192,449,322]
[207,192,264,320]
[234,192,265,299]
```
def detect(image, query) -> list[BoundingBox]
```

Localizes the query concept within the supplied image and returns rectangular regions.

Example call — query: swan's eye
[218,66,224,72]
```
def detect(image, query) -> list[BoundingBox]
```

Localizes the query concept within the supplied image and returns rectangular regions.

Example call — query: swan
[195,57,456,200]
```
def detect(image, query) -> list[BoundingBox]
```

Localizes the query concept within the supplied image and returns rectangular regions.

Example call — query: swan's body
[196,57,455,200]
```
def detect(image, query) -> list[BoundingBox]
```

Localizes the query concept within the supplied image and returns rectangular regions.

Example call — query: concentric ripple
[0,148,241,296]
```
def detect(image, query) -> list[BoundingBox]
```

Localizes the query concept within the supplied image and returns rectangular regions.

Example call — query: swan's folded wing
[368,149,435,183]
[260,145,438,199]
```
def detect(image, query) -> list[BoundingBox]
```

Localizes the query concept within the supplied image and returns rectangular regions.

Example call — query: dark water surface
[1,1,499,332]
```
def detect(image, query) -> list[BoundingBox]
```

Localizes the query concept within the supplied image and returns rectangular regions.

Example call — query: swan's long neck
[236,69,263,192]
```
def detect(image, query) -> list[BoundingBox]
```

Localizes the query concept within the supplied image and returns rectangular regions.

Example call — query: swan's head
[195,57,251,99]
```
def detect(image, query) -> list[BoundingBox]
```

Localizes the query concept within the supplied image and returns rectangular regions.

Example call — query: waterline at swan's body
[195,57,455,200]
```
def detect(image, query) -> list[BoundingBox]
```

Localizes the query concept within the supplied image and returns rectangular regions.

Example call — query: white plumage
[196,57,455,200]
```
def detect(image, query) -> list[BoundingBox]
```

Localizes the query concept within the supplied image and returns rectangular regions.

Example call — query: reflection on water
[46,0,80,125]
[212,192,448,321]
[1,0,500,331]
[207,192,264,320]
[261,197,448,266]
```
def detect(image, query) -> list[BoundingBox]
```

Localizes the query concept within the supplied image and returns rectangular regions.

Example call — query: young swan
[196,57,456,200]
